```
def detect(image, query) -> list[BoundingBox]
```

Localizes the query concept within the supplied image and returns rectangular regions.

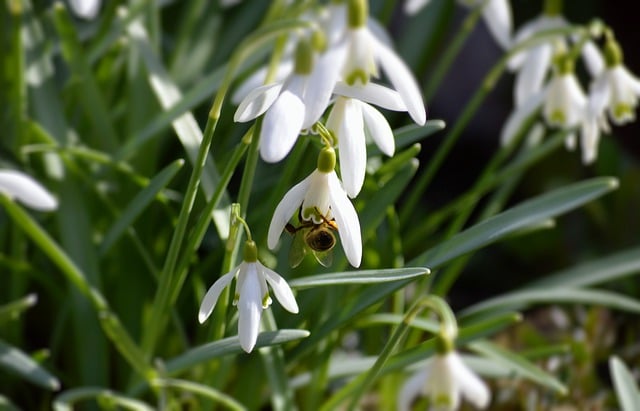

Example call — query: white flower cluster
[200,0,427,353]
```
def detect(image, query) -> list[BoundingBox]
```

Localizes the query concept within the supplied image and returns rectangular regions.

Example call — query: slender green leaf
[412,177,619,267]
[152,379,247,411]
[165,330,310,375]
[53,387,155,411]
[0,339,59,390]
[99,159,184,255]
[289,267,429,289]
[468,340,567,395]
[462,288,640,317]
[610,356,640,411]
[367,120,445,156]
[0,294,37,324]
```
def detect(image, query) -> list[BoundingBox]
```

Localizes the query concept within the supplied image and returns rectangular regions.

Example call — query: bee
[285,207,338,268]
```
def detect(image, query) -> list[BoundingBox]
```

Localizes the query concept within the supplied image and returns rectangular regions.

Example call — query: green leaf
[0,294,38,324]
[461,288,640,317]
[367,120,445,156]
[53,387,155,411]
[99,159,184,255]
[126,17,231,238]
[412,177,619,267]
[0,339,60,391]
[0,394,20,411]
[165,330,310,375]
[527,245,640,289]
[289,267,429,289]
[152,379,247,411]
[610,356,640,411]
[468,340,567,395]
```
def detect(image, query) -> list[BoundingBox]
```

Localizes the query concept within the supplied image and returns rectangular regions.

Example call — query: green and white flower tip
[234,37,342,163]
[508,0,604,107]
[0,170,58,211]
[336,0,426,126]
[198,240,299,353]
[404,0,512,50]
[68,0,101,19]
[327,82,408,197]
[268,146,362,267]
[398,339,490,411]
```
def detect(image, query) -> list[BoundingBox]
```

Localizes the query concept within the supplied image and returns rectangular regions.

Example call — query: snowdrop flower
[583,34,640,163]
[336,0,426,126]
[234,38,342,162]
[508,0,603,107]
[398,350,490,411]
[326,82,407,197]
[0,170,58,211]
[68,0,101,20]
[268,146,362,267]
[405,0,512,50]
[198,240,298,353]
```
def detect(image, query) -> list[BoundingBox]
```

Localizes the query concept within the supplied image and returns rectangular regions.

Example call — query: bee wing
[313,249,333,268]
[289,230,307,268]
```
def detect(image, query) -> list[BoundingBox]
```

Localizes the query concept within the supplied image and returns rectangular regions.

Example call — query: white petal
[231,60,293,105]
[450,353,491,409]
[581,119,600,165]
[397,369,428,411]
[260,265,299,313]
[515,44,552,107]
[238,265,263,353]
[374,40,426,125]
[267,174,312,249]
[481,0,512,50]
[234,83,283,123]
[327,173,362,267]
[69,0,101,19]
[588,74,611,116]
[0,171,58,211]
[361,102,395,156]
[404,0,431,15]
[500,91,545,146]
[336,99,366,198]
[260,77,306,162]
[198,269,237,323]
[334,82,406,111]
[565,131,577,151]
[581,40,604,78]
[302,45,345,128]
[507,17,545,71]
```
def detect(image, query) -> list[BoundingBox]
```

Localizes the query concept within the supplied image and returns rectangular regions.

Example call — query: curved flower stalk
[508,0,603,107]
[198,240,298,353]
[268,146,362,268]
[404,0,512,50]
[398,349,491,411]
[234,38,342,163]
[336,0,426,126]
[0,170,58,211]
[68,0,101,19]
[326,82,407,197]
[583,33,640,164]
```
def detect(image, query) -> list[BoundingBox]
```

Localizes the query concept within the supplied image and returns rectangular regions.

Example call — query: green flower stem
[422,0,487,102]
[142,19,311,357]
[0,196,155,382]
[342,295,457,411]
[399,24,590,229]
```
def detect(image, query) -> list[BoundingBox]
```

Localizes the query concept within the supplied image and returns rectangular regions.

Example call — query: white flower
[198,241,298,353]
[234,40,342,163]
[398,351,490,411]
[68,0,101,20]
[0,170,58,211]
[405,0,512,50]
[508,11,603,107]
[326,82,407,197]
[336,4,426,126]
[268,147,362,268]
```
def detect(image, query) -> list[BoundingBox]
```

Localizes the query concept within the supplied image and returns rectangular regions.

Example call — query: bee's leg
[285,223,297,235]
